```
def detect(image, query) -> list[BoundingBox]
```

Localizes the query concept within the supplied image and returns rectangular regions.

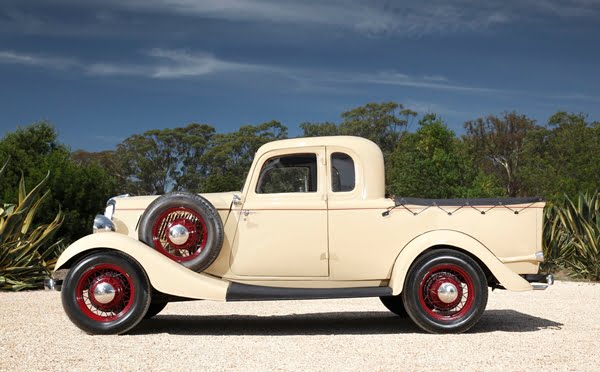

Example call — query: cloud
[0,48,509,95]
[0,0,516,36]
[104,0,515,35]
[2,48,599,104]
[84,48,262,78]
[323,70,502,94]
[3,0,600,39]
[0,50,78,69]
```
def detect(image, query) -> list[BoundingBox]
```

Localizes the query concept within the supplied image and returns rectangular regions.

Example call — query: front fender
[55,232,229,301]
[388,230,532,295]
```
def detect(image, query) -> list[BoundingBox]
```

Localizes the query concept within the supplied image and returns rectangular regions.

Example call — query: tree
[201,121,288,192]
[115,123,215,194]
[339,102,417,156]
[388,114,504,198]
[0,122,117,243]
[464,111,537,196]
[520,112,600,200]
[299,122,339,137]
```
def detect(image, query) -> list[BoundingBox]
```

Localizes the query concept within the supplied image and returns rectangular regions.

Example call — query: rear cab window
[331,152,355,192]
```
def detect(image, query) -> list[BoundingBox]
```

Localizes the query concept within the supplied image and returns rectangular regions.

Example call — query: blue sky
[1,0,599,151]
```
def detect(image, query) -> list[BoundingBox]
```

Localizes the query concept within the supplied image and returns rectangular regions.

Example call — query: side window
[256,153,318,194]
[331,152,355,192]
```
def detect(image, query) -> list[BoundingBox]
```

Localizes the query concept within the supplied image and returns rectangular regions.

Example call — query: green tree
[339,102,417,156]
[464,111,537,196]
[115,123,215,194]
[0,122,117,243]
[520,112,600,200]
[300,102,417,157]
[388,114,504,198]
[299,122,339,137]
[201,121,288,192]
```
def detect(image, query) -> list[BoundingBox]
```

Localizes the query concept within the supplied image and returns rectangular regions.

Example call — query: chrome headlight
[93,214,115,233]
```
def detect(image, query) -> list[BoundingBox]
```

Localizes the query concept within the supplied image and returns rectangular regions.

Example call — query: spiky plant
[0,160,64,290]
[543,191,600,281]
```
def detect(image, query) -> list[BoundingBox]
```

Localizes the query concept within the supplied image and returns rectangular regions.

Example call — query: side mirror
[232,194,242,206]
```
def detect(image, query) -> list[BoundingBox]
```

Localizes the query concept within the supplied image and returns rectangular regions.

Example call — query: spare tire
[138,191,224,272]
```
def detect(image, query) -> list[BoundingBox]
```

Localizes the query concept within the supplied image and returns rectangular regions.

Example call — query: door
[230,147,329,277]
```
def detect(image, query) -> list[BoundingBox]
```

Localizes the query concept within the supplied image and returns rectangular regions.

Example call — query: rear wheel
[61,252,151,335]
[402,249,488,333]
[379,295,408,317]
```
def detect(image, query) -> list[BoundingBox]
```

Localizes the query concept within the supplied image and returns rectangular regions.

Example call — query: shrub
[0,160,64,291]
[543,191,600,281]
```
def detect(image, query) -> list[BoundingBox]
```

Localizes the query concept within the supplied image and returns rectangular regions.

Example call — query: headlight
[93,215,115,233]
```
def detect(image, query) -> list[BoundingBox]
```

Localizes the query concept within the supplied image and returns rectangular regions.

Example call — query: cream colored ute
[47,136,553,335]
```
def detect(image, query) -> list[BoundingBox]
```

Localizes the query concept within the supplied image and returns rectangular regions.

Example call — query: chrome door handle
[242,209,256,216]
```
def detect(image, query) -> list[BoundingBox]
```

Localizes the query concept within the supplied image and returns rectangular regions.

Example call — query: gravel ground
[0,280,598,371]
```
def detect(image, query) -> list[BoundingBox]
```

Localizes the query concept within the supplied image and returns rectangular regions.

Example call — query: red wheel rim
[418,264,475,321]
[75,264,134,322]
[151,207,208,262]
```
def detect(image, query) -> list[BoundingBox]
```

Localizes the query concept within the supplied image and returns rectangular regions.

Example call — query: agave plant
[543,191,600,281]
[0,160,64,291]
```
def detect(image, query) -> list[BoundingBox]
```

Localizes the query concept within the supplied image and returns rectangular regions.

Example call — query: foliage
[520,112,600,200]
[464,112,537,196]
[0,123,117,243]
[387,114,505,198]
[0,161,64,291]
[543,192,600,280]
[299,121,339,137]
[301,102,417,157]
[113,123,215,195]
[200,121,288,192]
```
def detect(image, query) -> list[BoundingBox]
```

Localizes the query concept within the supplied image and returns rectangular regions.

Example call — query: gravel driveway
[0,280,598,371]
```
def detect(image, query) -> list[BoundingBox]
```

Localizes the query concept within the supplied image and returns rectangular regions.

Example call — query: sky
[0,0,599,152]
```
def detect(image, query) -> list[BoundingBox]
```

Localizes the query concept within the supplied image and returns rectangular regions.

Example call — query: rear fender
[55,232,229,301]
[388,230,532,295]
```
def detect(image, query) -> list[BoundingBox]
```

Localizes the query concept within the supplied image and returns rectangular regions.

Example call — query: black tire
[138,191,224,272]
[402,249,488,334]
[61,251,151,335]
[144,302,168,319]
[379,295,409,318]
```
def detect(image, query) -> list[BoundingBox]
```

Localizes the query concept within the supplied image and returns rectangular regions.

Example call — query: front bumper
[44,278,62,291]
[521,274,554,290]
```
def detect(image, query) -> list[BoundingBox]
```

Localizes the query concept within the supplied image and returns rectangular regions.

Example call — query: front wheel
[144,302,168,319]
[61,252,151,335]
[402,249,488,334]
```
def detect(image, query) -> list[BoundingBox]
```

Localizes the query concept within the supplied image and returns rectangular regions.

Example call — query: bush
[543,191,600,281]
[0,161,64,291]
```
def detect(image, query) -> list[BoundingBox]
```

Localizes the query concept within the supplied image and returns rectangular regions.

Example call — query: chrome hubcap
[92,282,116,304]
[168,224,190,246]
[437,282,459,304]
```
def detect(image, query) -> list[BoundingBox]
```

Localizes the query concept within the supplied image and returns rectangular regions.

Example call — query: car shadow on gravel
[131,309,562,336]
[471,310,563,333]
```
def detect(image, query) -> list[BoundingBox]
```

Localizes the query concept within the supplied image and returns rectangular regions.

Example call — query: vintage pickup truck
[47,136,553,335]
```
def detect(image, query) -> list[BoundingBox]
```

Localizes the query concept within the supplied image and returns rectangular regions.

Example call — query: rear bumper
[44,278,62,291]
[521,274,554,290]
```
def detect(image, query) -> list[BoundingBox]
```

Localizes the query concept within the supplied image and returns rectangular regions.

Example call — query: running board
[226,283,393,302]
